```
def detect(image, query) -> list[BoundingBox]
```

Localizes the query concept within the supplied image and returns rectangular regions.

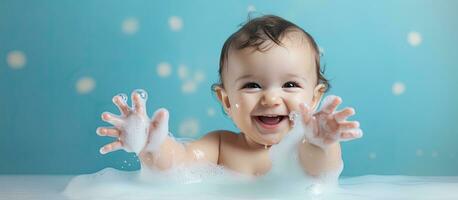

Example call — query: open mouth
[253,115,287,130]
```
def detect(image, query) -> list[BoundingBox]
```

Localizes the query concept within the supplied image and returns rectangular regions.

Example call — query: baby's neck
[239,133,272,151]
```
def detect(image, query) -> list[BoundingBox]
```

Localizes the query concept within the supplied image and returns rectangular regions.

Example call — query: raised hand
[97,89,150,154]
[299,95,363,149]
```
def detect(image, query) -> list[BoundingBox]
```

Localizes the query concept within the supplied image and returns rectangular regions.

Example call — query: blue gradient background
[1,0,457,175]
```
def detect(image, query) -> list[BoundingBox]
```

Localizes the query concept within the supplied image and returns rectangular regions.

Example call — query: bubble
[168,16,183,31]
[179,118,199,137]
[288,111,299,122]
[7,50,26,69]
[122,17,139,35]
[318,46,325,57]
[178,64,189,80]
[369,152,377,160]
[207,108,216,117]
[116,93,128,102]
[134,89,148,100]
[193,70,205,82]
[192,149,205,160]
[416,149,424,157]
[407,31,422,47]
[76,76,96,94]
[247,5,256,12]
[288,111,299,128]
[392,82,406,95]
[157,62,172,77]
[181,80,197,94]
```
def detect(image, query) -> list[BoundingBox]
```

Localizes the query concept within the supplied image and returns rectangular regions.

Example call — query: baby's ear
[214,85,231,114]
[311,84,326,112]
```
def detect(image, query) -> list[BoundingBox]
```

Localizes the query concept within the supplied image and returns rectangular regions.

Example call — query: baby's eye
[242,82,261,89]
[283,81,301,88]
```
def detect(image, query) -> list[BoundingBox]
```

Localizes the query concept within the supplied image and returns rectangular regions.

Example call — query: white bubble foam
[122,112,149,154]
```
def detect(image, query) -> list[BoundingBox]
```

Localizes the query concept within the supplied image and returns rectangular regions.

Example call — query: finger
[299,103,312,124]
[112,94,130,116]
[96,127,121,137]
[338,121,360,131]
[320,95,342,114]
[340,129,363,141]
[101,112,124,126]
[334,107,355,122]
[99,140,123,154]
[147,108,170,152]
[150,108,169,131]
[131,89,148,114]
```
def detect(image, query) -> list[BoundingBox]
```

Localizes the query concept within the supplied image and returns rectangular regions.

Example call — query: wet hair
[212,14,330,92]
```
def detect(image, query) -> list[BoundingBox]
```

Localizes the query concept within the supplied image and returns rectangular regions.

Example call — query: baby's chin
[252,127,292,146]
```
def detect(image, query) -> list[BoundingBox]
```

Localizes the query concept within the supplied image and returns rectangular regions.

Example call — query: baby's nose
[261,91,282,106]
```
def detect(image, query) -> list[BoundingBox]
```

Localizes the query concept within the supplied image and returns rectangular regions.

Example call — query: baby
[96,15,363,178]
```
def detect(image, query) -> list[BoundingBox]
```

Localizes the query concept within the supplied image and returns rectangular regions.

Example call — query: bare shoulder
[185,130,237,164]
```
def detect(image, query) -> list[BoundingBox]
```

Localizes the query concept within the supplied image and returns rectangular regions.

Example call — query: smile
[253,115,287,130]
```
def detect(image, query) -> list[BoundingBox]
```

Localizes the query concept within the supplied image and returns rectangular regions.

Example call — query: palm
[301,95,363,149]
[96,89,169,155]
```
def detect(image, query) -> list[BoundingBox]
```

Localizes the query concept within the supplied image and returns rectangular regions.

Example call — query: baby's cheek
[285,93,313,112]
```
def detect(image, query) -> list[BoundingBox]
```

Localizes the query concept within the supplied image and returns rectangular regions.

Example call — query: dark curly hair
[213,14,329,92]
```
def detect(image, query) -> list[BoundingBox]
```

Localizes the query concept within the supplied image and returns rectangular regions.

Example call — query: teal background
[1,0,457,175]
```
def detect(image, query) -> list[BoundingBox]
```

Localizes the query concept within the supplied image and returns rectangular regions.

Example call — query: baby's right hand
[96,89,170,155]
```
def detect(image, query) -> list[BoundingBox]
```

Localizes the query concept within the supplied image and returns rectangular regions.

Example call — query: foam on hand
[116,89,150,154]
[267,110,342,191]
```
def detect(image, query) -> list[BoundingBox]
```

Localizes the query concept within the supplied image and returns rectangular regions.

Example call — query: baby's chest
[219,148,272,176]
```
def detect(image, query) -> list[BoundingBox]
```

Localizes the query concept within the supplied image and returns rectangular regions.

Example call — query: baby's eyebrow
[235,74,254,83]
[285,73,308,83]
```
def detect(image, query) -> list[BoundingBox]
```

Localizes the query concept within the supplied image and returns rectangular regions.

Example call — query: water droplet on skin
[235,103,240,109]
[134,89,148,100]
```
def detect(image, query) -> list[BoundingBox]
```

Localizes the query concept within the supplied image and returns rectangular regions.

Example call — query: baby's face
[219,33,324,146]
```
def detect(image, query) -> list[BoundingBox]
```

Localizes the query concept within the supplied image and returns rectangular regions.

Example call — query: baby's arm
[97,90,220,171]
[138,130,221,170]
[297,95,363,177]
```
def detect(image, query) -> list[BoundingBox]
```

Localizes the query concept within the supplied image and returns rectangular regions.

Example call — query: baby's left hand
[299,95,363,149]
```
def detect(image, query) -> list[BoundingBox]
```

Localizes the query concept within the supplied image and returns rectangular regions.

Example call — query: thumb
[146,108,170,152]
